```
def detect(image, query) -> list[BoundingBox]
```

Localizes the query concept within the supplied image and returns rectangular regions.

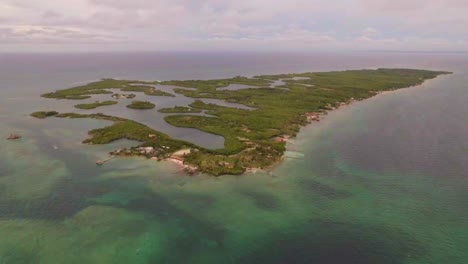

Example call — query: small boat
[96,160,104,165]
[7,134,21,140]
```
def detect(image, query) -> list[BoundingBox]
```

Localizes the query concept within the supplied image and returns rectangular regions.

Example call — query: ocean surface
[0,51,466,263]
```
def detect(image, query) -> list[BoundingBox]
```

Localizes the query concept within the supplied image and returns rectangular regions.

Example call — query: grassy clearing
[126,101,155,110]
[34,69,450,175]
[74,100,118,109]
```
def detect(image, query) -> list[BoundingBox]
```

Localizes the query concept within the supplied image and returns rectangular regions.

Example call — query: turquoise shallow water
[0,52,467,263]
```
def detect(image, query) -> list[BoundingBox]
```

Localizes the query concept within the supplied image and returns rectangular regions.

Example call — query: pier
[96,156,116,165]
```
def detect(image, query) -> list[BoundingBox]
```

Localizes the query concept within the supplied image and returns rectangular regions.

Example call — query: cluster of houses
[274,135,290,143]
[218,161,235,169]
[137,145,171,156]
[138,147,157,155]
[305,112,321,122]
[112,146,163,159]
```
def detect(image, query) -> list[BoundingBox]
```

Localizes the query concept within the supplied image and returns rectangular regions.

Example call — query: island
[32,69,450,175]
[75,100,118,109]
[41,79,174,100]
[30,111,59,119]
[126,100,156,109]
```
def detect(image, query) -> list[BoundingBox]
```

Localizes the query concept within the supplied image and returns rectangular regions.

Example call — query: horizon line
[1,49,468,55]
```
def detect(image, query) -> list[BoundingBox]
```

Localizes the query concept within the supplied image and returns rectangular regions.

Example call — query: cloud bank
[1,0,467,52]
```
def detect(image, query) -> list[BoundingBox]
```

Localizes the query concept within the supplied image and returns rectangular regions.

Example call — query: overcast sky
[1,0,467,52]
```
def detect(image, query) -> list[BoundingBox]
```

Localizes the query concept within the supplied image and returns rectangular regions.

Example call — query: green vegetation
[162,76,271,91]
[74,100,118,109]
[158,106,202,113]
[34,69,451,175]
[121,85,175,97]
[126,101,155,109]
[41,78,164,100]
[42,79,128,100]
[30,111,59,119]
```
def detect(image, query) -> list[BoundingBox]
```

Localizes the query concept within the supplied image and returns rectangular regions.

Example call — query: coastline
[30,68,450,176]
[242,74,445,176]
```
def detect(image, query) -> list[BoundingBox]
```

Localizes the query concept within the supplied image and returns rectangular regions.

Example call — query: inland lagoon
[0,52,467,263]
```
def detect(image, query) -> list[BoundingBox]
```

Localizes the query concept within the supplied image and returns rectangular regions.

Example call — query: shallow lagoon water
[0,52,467,263]
[63,85,226,149]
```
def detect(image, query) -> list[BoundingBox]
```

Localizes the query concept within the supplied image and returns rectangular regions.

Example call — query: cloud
[0,0,467,52]
[360,27,379,38]
[0,25,123,43]
[360,0,468,12]
[359,0,427,12]
[42,10,61,19]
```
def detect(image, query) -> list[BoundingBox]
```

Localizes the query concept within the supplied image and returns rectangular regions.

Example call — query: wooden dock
[96,156,116,165]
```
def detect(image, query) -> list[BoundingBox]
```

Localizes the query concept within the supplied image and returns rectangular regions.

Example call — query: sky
[1,0,467,52]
